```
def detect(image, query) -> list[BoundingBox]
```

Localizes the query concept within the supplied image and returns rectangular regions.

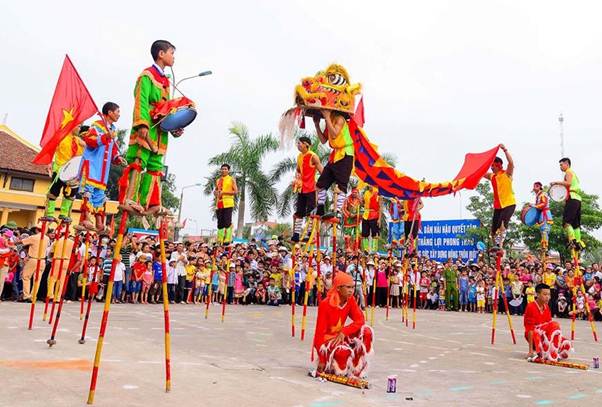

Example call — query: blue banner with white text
[416,219,481,262]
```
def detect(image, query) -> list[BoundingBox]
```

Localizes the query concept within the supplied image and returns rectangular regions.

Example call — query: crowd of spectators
[1,221,601,324]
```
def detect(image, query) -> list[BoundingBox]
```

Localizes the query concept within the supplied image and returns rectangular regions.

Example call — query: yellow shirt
[217,175,235,209]
[543,272,556,287]
[53,132,84,172]
[270,272,282,287]
[526,286,535,303]
[185,264,196,282]
[491,170,516,209]
[22,233,51,259]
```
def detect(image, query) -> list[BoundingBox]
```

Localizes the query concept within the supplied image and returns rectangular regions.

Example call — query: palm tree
[203,122,279,238]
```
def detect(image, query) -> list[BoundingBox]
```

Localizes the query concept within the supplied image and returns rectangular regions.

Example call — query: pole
[386,250,392,320]
[370,258,377,327]
[205,254,216,319]
[175,189,184,241]
[571,248,598,342]
[87,211,129,404]
[28,218,49,330]
[221,248,232,323]
[412,257,418,329]
[43,221,64,321]
[290,244,297,337]
[158,219,172,392]
[80,233,91,320]
[300,217,319,341]
[49,219,72,325]
[48,230,82,346]
[79,252,102,344]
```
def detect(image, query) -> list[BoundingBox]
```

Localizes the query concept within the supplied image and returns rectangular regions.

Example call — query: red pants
[317,325,373,378]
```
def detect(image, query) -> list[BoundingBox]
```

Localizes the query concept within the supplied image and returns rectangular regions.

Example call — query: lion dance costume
[313,273,374,378]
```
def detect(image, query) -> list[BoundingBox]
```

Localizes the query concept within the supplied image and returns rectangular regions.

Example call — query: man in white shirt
[169,243,188,303]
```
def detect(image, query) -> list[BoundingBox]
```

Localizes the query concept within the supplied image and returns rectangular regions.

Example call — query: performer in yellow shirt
[45,126,85,219]
[484,144,515,249]
[214,164,238,245]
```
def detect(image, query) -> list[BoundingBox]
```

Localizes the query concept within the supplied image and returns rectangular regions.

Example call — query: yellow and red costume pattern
[313,273,374,378]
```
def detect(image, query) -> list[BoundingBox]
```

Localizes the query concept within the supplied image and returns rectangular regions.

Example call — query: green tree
[519,191,602,261]
[203,122,279,237]
[465,182,521,252]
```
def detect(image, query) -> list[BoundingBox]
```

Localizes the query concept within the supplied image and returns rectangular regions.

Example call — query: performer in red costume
[524,283,571,361]
[313,272,373,378]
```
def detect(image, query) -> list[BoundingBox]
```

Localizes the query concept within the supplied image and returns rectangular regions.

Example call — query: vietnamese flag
[353,96,365,128]
[33,55,98,165]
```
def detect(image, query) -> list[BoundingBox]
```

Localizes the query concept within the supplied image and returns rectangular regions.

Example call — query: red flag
[353,96,365,128]
[33,55,98,165]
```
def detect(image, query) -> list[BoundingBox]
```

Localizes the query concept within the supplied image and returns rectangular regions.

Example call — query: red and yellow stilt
[87,211,129,404]
[48,226,82,346]
[158,219,172,392]
[300,216,319,341]
[79,233,92,320]
[49,220,72,326]
[221,247,232,323]
[43,221,64,321]
[205,254,216,319]
[28,217,49,330]
[79,250,102,344]
[412,257,418,329]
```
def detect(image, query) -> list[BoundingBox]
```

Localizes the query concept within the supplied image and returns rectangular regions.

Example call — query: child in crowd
[141,260,154,304]
[167,259,177,304]
[468,277,477,312]
[267,277,281,306]
[438,287,446,311]
[476,280,485,313]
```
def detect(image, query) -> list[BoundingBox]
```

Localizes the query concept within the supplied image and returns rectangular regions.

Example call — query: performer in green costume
[119,40,183,216]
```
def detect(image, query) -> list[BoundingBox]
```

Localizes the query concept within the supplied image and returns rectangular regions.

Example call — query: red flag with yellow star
[33,55,98,165]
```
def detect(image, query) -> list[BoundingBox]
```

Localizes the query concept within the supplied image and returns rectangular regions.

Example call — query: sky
[1,0,601,237]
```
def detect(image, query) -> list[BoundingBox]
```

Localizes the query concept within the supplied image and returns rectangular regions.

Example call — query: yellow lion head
[294,64,361,115]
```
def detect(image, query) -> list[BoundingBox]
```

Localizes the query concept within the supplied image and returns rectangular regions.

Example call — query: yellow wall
[0,173,118,228]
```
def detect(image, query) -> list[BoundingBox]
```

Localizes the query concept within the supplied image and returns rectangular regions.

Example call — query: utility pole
[558,113,565,158]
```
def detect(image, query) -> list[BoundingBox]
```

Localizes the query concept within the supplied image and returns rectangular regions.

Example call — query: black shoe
[291,233,300,243]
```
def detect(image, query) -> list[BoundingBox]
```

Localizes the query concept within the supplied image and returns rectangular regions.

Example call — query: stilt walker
[27,218,50,330]
[87,212,129,403]
[158,219,172,391]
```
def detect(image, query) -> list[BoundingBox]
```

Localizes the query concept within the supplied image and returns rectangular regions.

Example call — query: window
[9,177,34,192]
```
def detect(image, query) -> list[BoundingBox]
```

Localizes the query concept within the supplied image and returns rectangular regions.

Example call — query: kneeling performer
[313,272,373,379]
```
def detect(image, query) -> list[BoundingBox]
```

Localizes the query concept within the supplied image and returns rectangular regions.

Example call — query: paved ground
[1,301,601,407]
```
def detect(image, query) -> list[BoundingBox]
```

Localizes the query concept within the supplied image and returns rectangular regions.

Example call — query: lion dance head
[294,64,361,116]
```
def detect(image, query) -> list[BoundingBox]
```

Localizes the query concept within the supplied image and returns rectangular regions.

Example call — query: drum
[549,184,568,202]
[151,96,197,133]
[520,205,540,226]
[58,156,83,187]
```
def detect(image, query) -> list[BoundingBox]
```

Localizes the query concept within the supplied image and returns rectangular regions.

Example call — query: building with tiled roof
[0,124,117,228]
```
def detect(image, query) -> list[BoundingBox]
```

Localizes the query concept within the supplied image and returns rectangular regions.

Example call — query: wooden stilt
[87,211,129,404]
[28,218,49,330]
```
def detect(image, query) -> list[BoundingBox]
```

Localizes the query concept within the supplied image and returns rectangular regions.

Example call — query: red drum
[151,96,197,133]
